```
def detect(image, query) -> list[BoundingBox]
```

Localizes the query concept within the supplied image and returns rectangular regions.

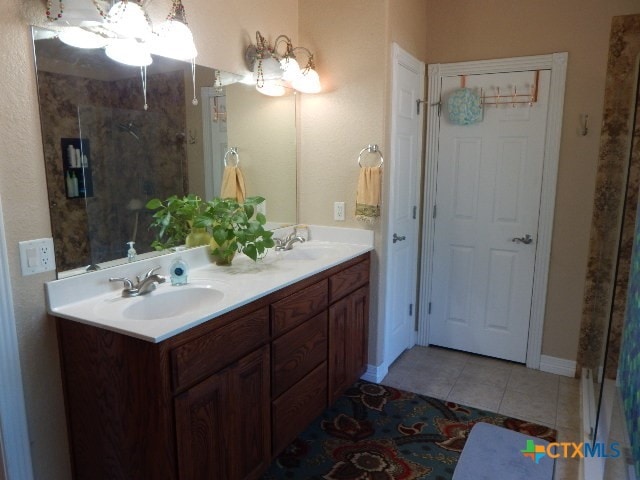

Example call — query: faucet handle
[137,266,161,283]
[109,277,135,290]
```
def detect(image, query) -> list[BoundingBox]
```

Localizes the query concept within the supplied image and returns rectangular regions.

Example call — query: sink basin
[94,285,225,321]
[278,244,338,261]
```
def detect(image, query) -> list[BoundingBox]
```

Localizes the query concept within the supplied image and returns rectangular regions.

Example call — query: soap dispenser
[127,241,137,262]
[170,257,189,286]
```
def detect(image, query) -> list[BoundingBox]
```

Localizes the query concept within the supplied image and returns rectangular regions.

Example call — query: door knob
[512,234,533,245]
[393,233,406,243]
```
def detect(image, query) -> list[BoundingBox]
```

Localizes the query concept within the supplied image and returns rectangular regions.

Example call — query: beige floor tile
[464,353,515,371]
[555,426,582,444]
[556,397,581,430]
[499,388,557,426]
[458,361,512,389]
[507,366,560,397]
[381,365,455,400]
[447,380,505,412]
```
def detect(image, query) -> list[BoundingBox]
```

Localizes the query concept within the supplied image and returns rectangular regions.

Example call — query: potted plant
[195,196,275,265]
[146,194,211,250]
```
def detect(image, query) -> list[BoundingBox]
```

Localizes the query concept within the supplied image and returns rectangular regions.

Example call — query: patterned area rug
[263,380,556,479]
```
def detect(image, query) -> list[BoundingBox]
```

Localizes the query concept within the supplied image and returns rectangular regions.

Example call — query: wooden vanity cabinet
[56,252,370,480]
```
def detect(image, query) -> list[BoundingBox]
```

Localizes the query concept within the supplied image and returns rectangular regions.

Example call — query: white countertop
[45,226,374,343]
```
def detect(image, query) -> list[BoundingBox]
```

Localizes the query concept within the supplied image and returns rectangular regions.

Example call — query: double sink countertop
[45,226,374,343]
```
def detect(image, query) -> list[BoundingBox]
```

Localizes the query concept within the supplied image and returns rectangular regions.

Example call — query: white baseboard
[539,354,576,377]
[361,363,389,384]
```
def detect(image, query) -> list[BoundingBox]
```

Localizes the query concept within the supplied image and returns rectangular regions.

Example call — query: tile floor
[381,345,581,479]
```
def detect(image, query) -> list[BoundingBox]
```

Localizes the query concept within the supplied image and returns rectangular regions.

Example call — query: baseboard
[539,354,576,377]
[361,363,389,384]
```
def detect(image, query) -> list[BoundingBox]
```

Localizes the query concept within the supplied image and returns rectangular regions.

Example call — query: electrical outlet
[19,238,56,275]
[334,201,345,221]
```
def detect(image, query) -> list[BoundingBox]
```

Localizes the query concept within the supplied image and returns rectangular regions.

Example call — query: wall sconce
[245,31,321,96]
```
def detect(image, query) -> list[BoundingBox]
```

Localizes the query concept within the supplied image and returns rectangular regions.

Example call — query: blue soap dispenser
[170,257,189,286]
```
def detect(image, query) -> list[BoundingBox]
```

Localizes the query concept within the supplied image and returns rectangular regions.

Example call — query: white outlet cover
[334,201,345,221]
[19,238,56,275]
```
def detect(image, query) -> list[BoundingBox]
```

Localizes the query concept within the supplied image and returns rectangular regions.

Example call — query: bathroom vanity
[48,232,372,480]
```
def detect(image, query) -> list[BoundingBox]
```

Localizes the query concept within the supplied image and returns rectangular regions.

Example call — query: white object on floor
[453,422,554,480]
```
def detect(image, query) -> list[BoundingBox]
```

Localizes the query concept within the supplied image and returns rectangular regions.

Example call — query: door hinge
[428,302,432,314]
[432,205,437,219]
[409,304,413,316]
[412,205,417,219]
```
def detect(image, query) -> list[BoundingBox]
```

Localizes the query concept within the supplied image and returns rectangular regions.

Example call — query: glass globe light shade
[106,1,152,41]
[58,27,108,49]
[253,54,282,81]
[150,20,197,60]
[280,57,300,82]
[292,68,321,93]
[105,38,153,67]
[256,80,286,97]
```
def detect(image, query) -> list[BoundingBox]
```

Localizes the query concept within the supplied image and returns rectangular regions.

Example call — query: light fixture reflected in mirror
[245,31,321,95]
[105,38,152,67]
[58,27,108,49]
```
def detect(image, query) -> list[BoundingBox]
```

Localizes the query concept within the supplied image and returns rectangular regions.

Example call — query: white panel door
[384,45,424,366]
[429,70,550,363]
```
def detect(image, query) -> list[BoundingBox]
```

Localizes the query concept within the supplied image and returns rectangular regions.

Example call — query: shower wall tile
[578,14,640,376]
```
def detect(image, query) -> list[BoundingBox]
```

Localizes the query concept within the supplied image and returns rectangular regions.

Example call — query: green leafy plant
[146,194,204,250]
[195,196,275,264]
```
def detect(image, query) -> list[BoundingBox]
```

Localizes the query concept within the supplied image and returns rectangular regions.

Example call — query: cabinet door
[229,346,271,480]
[175,346,270,480]
[175,369,230,480]
[328,285,369,404]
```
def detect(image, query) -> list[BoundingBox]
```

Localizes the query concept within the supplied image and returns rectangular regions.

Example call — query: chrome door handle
[512,234,533,245]
[393,233,406,243]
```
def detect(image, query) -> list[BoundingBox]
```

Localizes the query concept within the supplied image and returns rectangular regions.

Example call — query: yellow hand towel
[220,166,246,203]
[356,166,382,223]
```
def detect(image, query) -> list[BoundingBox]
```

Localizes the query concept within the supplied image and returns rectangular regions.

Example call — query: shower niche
[61,138,94,199]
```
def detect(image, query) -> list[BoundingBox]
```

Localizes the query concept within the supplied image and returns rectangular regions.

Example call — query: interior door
[429,70,550,363]
[384,44,424,366]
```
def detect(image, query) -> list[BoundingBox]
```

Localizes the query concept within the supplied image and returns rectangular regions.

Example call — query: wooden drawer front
[271,279,328,336]
[272,362,327,456]
[272,312,328,398]
[329,259,370,302]
[172,307,269,391]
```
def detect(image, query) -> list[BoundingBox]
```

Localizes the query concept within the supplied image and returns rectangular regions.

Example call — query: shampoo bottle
[66,171,75,197]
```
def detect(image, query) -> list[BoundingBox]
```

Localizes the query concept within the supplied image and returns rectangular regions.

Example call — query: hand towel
[355,166,382,223]
[220,166,246,203]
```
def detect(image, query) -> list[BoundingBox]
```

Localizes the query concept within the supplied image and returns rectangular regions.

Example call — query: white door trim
[0,195,34,479]
[418,52,568,370]
[379,43,424,372]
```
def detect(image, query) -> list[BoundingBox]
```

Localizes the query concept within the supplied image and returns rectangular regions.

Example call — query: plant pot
[186,227,212,247]
[209,238,236,266]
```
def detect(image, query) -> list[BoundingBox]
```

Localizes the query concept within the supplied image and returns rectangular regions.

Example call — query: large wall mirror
[31,26,297,277]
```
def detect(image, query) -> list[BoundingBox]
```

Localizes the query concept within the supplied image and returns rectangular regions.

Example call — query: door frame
[418,53,568,369]
[0,195,34,479]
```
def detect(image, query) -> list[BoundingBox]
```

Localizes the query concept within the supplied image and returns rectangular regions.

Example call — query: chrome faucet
[274,229,307,251]
[109,266,166,297]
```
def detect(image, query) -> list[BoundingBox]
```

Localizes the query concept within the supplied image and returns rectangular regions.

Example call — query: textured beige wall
[1,1,296,478]
[425,0,640,361]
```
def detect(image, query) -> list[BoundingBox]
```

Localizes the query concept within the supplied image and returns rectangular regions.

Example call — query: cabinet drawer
[329,258,370,302]
[272,312,327,398]
[271,279,328,336]
[171,307,269,391]
[272,361,327,455]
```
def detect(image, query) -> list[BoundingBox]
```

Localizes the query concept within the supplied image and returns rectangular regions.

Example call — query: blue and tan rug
[263,380,556,479]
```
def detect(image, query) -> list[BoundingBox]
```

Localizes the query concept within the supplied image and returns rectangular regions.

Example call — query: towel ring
[224,147,239,167]
[358,144,384,168]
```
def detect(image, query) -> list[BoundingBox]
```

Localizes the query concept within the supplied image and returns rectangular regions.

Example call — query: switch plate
[334,201,345,221]
[19,238,56,275]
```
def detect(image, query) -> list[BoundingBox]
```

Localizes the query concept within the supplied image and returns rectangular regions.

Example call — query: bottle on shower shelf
[127,242,137,262]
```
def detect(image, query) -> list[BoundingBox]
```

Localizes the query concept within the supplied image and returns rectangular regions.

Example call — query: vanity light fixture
[245,31,321,96]
[149,0,198,61]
